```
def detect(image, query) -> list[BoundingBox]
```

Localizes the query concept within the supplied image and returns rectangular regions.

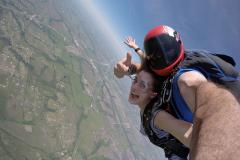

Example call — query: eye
[139,81,146,89]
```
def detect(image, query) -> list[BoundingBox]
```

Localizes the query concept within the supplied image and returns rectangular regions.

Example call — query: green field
[0,0,164,159]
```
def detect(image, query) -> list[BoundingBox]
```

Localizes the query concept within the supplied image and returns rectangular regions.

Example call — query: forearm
[135,49,145,60]
[169,119,192,147]
[155,111,192,147]
[123,36,145,73]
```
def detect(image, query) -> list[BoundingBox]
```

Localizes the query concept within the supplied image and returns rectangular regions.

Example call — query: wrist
[132,45,138,49]
[127,64,137,75]
[134,48,141,52]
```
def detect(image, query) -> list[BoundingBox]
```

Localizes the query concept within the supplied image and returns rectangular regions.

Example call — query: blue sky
[82,0,240,70]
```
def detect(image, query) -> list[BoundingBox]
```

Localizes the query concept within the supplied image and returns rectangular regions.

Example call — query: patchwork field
[0,0,165,159]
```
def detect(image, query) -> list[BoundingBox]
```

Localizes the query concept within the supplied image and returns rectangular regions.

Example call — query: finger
[125,36,129,42]
[116,60,129,73]
[129,36,134,42]
[125,52,132,66]
[114,65,124,78]
[118,62,129,72]
[114,63,127,77]
[124,41,128,46]
[118,56,127,64]
[124,39,130,46]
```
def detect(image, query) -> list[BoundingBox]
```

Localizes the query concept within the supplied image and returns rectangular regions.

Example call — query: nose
[131,81,141,91]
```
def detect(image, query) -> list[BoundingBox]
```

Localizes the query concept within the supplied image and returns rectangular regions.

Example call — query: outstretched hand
[124,36,145,60]
[114,52,132,78]
[124,36,138,49]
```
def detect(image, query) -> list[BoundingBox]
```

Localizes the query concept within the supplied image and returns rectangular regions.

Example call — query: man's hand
[114,52,132,78]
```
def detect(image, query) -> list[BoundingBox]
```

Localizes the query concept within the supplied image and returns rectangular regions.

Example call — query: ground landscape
[0,0,164,159]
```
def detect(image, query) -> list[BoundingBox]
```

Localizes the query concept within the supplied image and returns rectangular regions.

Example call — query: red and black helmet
[144,25,184,76]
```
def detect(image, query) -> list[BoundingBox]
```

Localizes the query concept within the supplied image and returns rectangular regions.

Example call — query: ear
[150,92,158,98]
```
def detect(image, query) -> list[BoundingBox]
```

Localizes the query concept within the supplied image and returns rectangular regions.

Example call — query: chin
[128,99,134,104]
[128,97,137,105]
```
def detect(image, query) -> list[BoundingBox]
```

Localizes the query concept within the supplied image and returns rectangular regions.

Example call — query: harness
[142,74,189,158]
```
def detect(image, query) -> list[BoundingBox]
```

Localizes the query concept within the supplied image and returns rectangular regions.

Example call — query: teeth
[131,93,136,96]
[131,93,139,98]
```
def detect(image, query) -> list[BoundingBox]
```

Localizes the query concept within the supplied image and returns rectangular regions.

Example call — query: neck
[139,100,150,114]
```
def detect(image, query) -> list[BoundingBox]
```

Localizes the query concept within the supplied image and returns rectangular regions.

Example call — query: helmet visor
[144,33,181,70]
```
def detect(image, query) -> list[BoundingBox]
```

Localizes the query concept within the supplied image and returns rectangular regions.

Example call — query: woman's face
[128,70,156,108]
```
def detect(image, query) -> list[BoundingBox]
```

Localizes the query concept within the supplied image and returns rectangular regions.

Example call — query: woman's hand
[124,36,146,60]
[114,52,132,78]
[124,36,138,49]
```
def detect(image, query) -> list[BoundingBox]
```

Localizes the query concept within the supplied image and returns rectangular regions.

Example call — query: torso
[170,50,240,122]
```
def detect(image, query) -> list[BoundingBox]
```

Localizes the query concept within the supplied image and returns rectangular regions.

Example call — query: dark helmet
[144,25,184,76]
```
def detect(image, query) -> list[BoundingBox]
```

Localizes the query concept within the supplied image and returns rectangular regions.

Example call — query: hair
[140,62,169,112]
[139,61,166,94]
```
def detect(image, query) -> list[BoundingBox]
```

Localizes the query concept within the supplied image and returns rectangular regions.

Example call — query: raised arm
[113,36,147,78]
[124,36,145,60]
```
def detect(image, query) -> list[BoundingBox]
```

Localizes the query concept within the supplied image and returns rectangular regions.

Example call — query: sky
[78,1,239,158]
[80,0,240,70]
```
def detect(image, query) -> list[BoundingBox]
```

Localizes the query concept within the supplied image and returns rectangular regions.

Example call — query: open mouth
[130,92,139,99]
